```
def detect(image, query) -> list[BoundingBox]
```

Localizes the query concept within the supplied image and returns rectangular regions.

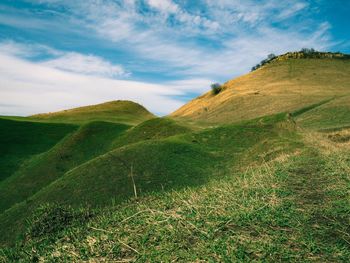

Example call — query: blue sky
[0,0,349,116]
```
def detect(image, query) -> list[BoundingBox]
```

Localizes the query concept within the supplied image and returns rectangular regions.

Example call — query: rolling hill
[0,52,349,261]
[30,100,155,125]
[171,54,350,125]
[0,118,76,182]
[0,121,130,214]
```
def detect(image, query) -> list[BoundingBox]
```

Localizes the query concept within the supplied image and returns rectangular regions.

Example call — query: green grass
[1,126,348,262]
[296,96,350,130]
[30,100,155,125]
[0,118,76,181]
[0,113,299,247]
[0,118,191,215]
[0,121,130,214]
[112,117,192,148]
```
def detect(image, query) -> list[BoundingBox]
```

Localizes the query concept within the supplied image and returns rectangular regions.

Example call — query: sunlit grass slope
[112,117,192,148]
[0,118,76,182]
[31,100,155,125]
[171,56,350,124]
[296,95,350,130]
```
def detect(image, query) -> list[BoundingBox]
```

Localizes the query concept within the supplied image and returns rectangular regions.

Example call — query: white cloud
[0,50,210,116]
[42,52,129,78]
[36,0,331,79]
[277,2,308,20]
[146,0,178,13]
[205,0,309,26]
[0,40,60,58]
[0,41,129,78]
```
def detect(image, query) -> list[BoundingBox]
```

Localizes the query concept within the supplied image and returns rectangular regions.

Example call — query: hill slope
[31,100,155,125]
[0,54,349,261]
[0,121,130,214]
[0,113,299,245]
[171,54,350,124]
[0,118,76,182]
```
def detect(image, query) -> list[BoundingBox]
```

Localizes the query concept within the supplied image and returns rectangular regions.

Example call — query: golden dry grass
[171,58,350,124]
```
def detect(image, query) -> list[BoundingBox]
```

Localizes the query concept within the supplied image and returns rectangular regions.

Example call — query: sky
[0,0,349,116]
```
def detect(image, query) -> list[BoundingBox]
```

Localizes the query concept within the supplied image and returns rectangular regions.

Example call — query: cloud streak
[0,45,212,116]
[42,52,129,78]
[32,0,333,78]
[0,0,338,115]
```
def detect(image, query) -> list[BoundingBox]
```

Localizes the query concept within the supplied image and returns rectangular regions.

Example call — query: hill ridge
[171,57,350,125]
[30,100,155,125]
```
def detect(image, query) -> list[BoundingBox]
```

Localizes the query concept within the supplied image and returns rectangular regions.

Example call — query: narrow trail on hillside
[283,130,350,261]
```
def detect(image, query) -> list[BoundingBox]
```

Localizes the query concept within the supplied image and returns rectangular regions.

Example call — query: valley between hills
[0,52,349,262]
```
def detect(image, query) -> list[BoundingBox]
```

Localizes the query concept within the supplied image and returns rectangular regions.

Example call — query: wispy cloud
[31,0,332,78]
[0,40,59,58]
[0,0,338,115]
[0,42,211,116]
[42,52,129,78]
[0,41,129,78]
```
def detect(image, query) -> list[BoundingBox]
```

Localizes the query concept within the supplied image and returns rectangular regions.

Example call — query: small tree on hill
[251,53,277,72]
[211,83,223,95]
[267,53,276,60]
[301,48,316,54]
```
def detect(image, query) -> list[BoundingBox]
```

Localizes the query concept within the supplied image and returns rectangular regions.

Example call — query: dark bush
[267,53,276,60]
[211,83,223,95]
[251,53,277,72]
[301,48,316,54]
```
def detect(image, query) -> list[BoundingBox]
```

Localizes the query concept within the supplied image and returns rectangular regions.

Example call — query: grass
[172,58,350,124]
[296,95,350,130]
[30,100,155,125]
[0,113,299,247]
[0,118,76,182]
[0,121,130,214]
[1,125,348,262]
[112,117,192,148]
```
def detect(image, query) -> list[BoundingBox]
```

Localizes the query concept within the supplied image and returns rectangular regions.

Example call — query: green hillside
[30,100,155,125]
[0,121,130,214]
[0,54,349,262]
[0,113,299,246]
[296,95,350,129]
[0,118,76,181]
[112,117,192,148]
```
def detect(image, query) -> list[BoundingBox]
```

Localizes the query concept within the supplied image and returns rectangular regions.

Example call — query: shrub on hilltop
[211,83,223,95]
[251,53,276,72]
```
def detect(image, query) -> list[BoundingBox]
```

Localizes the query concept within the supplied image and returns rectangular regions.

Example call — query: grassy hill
[296,95,350,130]
[0,121,130,214]
[30,100,155,125]
[171,54,350,124]
[0,113,300,246]
[2,110,349,261]
[0,118,76,182]
[0,54,349,261]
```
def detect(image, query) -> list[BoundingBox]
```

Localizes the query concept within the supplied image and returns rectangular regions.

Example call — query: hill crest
[31,100,155,125]
[171,56,350,124]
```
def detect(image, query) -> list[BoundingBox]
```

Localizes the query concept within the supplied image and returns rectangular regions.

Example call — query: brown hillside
[171,56,350,124]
